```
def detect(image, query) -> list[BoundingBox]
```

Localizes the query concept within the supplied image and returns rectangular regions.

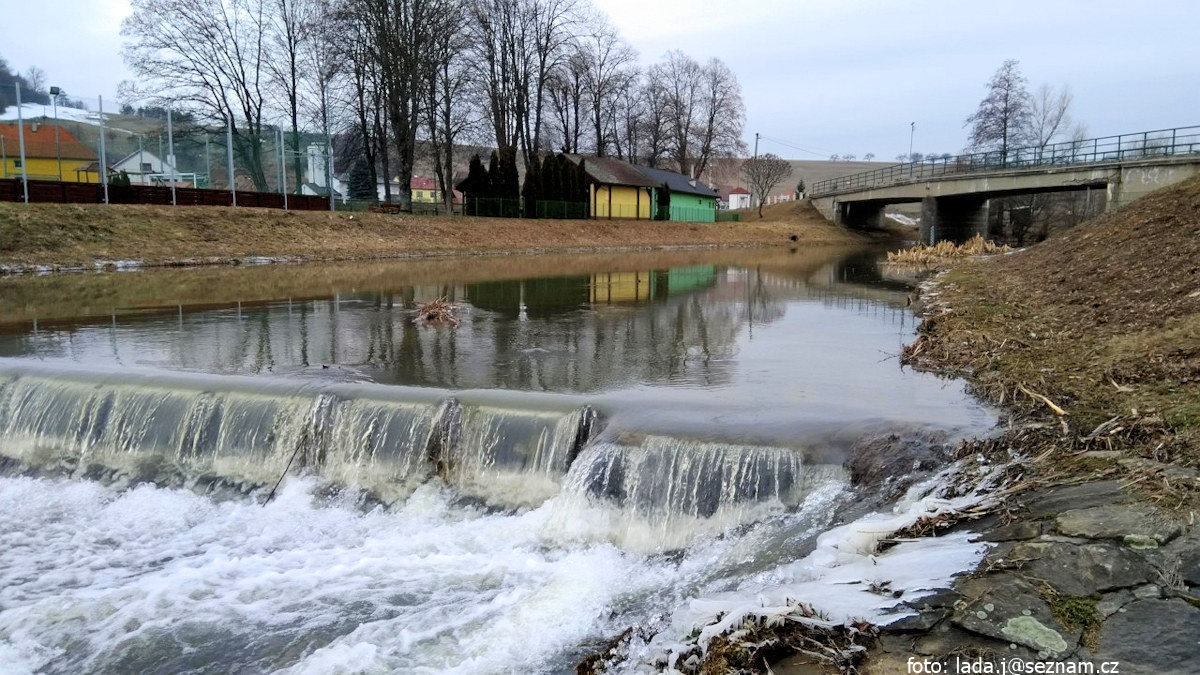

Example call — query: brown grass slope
[0,201,862,269]
[906,175,1200,464]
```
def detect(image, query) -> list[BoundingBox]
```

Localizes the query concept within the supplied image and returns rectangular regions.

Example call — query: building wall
[590,184,653,219]
[1,157,99,182]
[668,193,717,222]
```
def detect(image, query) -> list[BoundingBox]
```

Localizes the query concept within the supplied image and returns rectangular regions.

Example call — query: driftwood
[414,297,460,326]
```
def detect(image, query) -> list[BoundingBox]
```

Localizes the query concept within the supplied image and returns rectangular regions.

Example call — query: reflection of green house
[637,165,720,223]
[589,266,716,304]
[666,266,717,294]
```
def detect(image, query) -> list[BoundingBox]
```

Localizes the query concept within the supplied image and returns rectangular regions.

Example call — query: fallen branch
[1017,383,1067,416]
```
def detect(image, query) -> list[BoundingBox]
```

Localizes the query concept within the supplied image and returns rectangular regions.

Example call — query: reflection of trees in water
[4,263,916,391]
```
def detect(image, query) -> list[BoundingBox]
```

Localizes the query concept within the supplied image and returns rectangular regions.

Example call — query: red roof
[729,187,750,195]
[0,123,96,161]
[410,176,438,190]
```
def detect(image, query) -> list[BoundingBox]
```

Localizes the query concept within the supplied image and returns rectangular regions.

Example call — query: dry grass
[903,175,1200,495]
[0,200,864,269]
[886,235,1013,264]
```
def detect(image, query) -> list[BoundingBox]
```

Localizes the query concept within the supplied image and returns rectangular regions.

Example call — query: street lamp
[49,86,63,181]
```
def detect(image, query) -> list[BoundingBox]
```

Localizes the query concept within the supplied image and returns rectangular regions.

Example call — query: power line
[755,135,834,159]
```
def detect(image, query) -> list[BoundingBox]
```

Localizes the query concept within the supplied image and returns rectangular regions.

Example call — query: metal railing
[810,125,1200,197]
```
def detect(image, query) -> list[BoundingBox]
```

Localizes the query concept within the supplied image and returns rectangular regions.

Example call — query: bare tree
[577,16,636,157]
[265,0,321,191]
[740,153,792,218]
[691,57,746,178]
[546,48,588,153]
[965,59,1032,159]
[1025,83,1073,151]
[123,0,273,189]
[22,67,46,95]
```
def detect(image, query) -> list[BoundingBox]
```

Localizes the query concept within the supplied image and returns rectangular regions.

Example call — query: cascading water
[551,435,849,551]
[0,364,598,507]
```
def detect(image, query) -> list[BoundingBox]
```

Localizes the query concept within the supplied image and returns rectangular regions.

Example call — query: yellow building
[566,155,657,220]
[0,122,99,183]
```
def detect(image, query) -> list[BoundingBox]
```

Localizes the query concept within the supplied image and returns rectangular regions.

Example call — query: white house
[728,187,751,210]
[300,143,342,199]
[111,149,167,185]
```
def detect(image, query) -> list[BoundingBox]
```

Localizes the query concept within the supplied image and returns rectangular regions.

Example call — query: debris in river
[886,235,1013,264]
[414,297,460,326]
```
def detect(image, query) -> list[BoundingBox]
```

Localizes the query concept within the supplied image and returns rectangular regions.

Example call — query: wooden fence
[0,178,331,211]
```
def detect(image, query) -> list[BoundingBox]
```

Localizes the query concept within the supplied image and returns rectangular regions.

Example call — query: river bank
[862,177,1200,672]
[0,200,869,274]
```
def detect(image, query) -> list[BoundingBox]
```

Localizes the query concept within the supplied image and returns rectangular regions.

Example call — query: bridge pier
[835,201,885,230]
[920,196,989,244]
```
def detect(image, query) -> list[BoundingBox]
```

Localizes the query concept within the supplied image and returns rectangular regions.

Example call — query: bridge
[809,126,1200,243]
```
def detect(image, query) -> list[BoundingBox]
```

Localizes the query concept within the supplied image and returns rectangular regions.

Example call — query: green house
[637,165,720,223]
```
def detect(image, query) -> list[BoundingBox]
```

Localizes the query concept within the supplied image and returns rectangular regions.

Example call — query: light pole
[909,122,915,160]
[49,86,63,181]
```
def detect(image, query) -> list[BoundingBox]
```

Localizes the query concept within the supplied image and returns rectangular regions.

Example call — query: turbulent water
[0,248,995,673]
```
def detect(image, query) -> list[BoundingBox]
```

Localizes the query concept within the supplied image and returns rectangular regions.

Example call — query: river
[0,246,994,673]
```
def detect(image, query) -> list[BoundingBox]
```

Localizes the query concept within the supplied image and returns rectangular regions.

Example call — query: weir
[0,361,848,535]
[0,362,597,505]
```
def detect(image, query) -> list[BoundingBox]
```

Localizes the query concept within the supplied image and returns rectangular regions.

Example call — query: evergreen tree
[459,154,488,198]
[487,150,501,200]
[522,156,540,218]
[656,182,671,220]
[347,157,378,201]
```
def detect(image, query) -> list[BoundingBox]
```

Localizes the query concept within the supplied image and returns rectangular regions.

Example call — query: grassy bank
[904,175,1200,492]
[0,199,864,271]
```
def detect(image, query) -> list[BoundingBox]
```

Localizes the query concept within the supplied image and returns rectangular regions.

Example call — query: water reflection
[0,248,906,395]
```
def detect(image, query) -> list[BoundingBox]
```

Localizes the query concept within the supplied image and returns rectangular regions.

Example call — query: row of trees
[0,55,87,109]
[120,0,747,210]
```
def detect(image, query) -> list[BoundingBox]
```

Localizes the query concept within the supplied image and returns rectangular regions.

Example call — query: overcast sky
[5,0,1198,160]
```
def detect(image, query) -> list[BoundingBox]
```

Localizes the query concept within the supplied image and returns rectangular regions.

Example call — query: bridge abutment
[836,201,885,230]
[920,196,989,244]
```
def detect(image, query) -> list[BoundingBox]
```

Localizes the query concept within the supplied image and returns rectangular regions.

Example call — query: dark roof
[636,164,719,198]
[302,182,342,197]
[563,154,658,188]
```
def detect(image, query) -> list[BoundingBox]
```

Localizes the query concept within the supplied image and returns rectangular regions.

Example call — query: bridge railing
[810,125,1200,197]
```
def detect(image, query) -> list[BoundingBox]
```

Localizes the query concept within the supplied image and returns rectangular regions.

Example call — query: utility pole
[98,95,109,204]
[277,126,288,210]
[50,86,62,181]
[167,107,177,206]
[14,83,28,203]
[322,82,334,212]
[908,122,916,178]
[226,116,237,207]
[754,132,760,161]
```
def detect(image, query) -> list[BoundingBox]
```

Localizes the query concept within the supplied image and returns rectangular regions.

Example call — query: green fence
[464,197,521,218]
[715,210,742,222]
[668,205,716,223]
[534,200,589,219]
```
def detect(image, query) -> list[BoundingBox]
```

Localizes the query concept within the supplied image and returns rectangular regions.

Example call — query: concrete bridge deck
[809,126,1200,242]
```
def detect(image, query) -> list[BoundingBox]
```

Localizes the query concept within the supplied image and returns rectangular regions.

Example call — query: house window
[141,163,152,172]
[13,160,21,169]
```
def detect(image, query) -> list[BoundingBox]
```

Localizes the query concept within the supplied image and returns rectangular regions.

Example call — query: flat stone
[1095,590,1134,618]
[1021,481,1124,519]
[1131,584,1162,600]
[980,521,1042,542]
[882,607,948,633]
[1011,541,1154,596]
[1055,504,1183,544]
[1094,599,1200,672]
[950,574,1079,659]
[1118,457,1200,486]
